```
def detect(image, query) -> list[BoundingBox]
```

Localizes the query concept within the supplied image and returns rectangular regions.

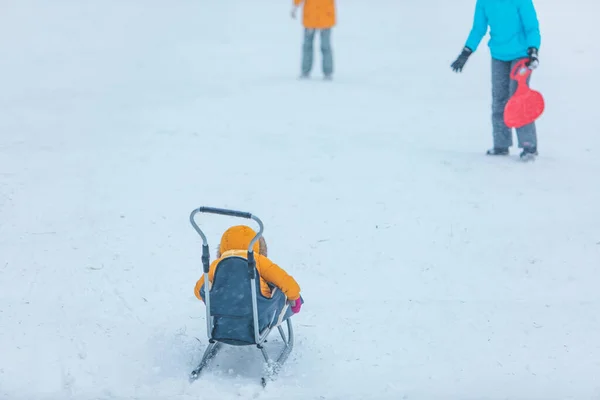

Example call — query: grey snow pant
[491,58,537,149]
[302,28,333,77]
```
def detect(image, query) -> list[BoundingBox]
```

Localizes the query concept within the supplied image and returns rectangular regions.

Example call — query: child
[451,0,541,161]
[194,225,302,314]
[291,0,336,80]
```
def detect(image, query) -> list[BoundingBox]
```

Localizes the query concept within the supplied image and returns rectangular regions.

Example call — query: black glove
[451,47,473,72]
[526,47,539,69]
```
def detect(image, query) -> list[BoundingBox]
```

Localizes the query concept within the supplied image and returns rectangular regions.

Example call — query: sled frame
[189,318,294,385]
[188,206,295,385]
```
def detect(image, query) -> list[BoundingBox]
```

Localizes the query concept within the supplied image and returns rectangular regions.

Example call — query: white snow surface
[1,0,600,399]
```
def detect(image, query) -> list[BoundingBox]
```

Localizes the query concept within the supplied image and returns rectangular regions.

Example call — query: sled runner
[504,59,545,128]
[188,206,295,386]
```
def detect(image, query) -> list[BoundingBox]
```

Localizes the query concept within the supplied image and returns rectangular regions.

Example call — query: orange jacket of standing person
[194,225,301,302]
[294,0,336,29]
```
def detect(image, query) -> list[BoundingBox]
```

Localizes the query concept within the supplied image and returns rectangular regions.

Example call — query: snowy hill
[1,0,599,399]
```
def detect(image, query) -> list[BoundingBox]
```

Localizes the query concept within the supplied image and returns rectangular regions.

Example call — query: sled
[188,206,295,387]
[504,58,545,128]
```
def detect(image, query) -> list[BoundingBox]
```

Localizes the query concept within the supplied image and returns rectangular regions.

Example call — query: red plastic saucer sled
[504,59,545,128]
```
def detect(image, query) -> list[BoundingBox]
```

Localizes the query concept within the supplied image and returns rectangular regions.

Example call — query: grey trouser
[491,58,537,149]
[302,28,333,76]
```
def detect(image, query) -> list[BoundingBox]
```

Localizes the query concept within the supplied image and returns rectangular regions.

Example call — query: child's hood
[219,225,261,254]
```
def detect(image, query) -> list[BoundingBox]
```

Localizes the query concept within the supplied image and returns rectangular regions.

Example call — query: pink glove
[290,299,302,314]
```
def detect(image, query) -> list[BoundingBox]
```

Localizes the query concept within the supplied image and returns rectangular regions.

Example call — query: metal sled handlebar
[189,206,265,344]
[196,206,253,219]
[189,207,264,253]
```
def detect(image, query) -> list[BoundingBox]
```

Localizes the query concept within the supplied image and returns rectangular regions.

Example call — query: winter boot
[520,146,538,161]
[486,147,509,156]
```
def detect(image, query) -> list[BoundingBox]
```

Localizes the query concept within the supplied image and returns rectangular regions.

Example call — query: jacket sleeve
[465,0,488,52]
[194,276,204,300]
[518,0,541,49]
[259,258,301,301]
[193,260,219,301]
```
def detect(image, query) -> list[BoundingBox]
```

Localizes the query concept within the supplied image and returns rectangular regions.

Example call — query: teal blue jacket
[465,0,541,61]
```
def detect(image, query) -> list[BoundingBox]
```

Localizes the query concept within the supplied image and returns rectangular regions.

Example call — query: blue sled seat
[200,256,296,346]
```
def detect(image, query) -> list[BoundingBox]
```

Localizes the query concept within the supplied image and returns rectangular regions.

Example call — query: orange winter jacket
[294,0,336,29]
[194,225,301,302]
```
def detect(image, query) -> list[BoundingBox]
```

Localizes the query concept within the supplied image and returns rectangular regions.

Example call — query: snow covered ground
[1,0,599,399]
